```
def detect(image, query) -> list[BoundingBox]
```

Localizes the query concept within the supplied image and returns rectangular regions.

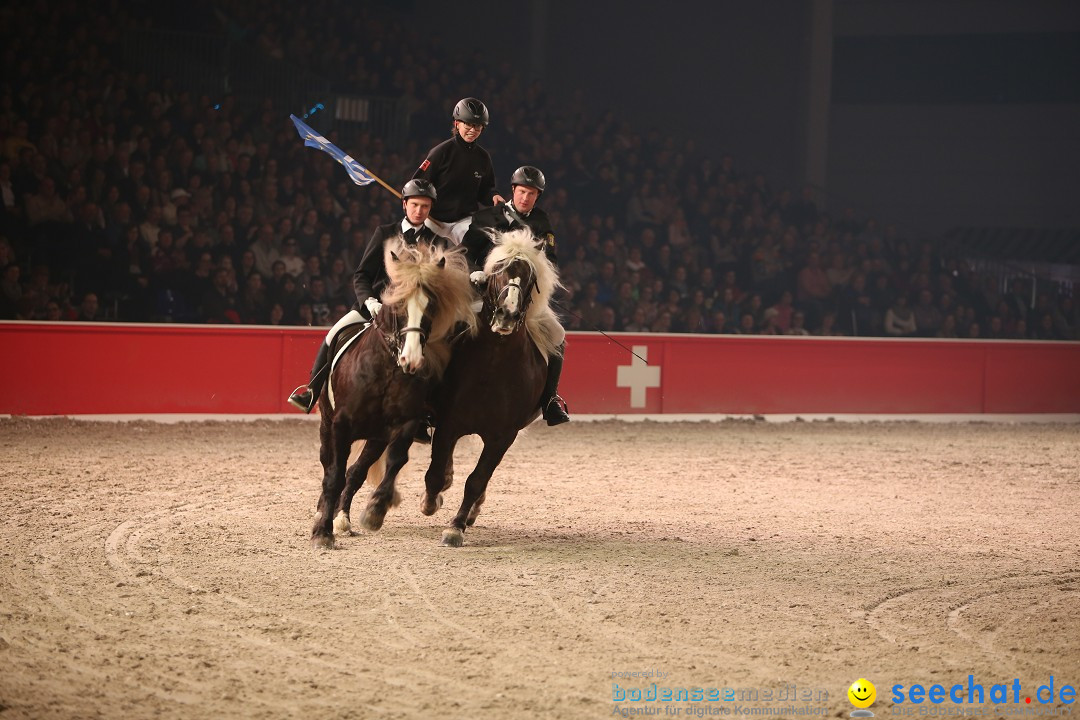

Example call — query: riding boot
[540,347,570,426]
[288,342,330,413]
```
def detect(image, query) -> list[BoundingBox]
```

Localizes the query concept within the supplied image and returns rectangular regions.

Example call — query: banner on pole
[289,114,376,187]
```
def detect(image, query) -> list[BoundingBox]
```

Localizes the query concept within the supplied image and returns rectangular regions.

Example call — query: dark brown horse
[309,238,476,549]
[419,228,565,546]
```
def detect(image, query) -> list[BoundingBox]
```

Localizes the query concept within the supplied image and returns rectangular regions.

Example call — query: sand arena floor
[0,417,1077,719]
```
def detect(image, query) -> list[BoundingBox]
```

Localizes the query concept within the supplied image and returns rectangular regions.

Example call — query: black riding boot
[288,342,330,413]
[540,347,570,426]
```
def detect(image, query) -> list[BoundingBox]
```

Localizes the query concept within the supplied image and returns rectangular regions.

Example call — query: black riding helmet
[402,178,437,201]
[510,165,546,194]
[452,97,489,126]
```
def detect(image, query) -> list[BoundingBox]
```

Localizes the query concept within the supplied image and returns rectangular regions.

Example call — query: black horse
[419,228,565,546]
[309,239,476,549]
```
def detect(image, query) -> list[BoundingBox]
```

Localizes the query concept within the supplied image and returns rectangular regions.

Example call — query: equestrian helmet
[510,165,546,194]
[452,97,489,126]
[401,178,437,201]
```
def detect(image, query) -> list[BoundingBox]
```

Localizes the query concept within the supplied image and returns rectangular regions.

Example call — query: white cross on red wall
[615,345,661,408]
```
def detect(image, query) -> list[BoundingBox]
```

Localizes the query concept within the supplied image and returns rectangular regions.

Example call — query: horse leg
[420,426,458,516]
[333,440,387,536]
[311,418,354,549]
[441,435,514,547]
[360,429,413,532]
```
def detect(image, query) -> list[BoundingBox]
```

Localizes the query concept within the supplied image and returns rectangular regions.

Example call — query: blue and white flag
[289,114,376,187]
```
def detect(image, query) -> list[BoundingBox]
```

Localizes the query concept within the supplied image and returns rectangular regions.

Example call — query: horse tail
[365,448,387,494]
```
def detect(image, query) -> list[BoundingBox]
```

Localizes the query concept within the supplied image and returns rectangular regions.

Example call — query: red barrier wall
[2,321,1079,415]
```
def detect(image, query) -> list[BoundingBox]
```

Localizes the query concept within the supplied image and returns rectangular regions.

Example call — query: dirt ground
[0,417,1077,720]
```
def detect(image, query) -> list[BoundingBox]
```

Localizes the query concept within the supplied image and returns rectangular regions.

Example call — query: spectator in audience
[249,222,280,278]
[786,310,810,336]
[768,290,795,333]
[932,313,957,338]
[278,237,305,277]
[884,294,917,337]
[816,311,843,337]
[796,251,831,329]
[736,312,756,335]
[26,178,72,227]
[1033,312,1064,341]
[912,288,943,337]
[75,292,104,321]
[201,267,240,323]
[623,307,650,333]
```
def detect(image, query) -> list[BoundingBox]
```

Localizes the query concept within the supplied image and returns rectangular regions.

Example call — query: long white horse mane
[381,237,479,377]
[483,228,566,362]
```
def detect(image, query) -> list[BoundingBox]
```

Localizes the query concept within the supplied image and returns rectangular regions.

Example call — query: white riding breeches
[324,308,364,345]
[426,216,474,244]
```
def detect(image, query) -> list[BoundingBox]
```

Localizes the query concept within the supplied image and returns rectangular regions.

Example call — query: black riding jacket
[412,134,498,223]
[352,221,449,318]
[461,202,558,270]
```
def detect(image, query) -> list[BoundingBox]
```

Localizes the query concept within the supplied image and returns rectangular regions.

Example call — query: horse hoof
[311,534,335,550]
[333,511,352,536]
[420,493,443,516]
[390,489,403,508]
[440,528,464,547]
[359,507,385,532]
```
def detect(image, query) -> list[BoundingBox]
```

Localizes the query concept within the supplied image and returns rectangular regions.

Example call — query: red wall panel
[2,322,1077,416]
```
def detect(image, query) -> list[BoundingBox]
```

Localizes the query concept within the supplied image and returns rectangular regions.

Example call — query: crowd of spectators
[1,0,1077,341]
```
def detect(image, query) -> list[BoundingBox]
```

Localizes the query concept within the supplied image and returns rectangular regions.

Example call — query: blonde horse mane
[381,238,479,378]
[483,228,566,362]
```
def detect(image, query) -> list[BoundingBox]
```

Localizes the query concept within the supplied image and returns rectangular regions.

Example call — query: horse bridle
[374,301,434,361]
[486,260,538,327]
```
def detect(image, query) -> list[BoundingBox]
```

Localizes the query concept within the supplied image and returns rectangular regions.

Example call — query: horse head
[483,229,559,336]
[381,240,477,375]
[487,256,536,335]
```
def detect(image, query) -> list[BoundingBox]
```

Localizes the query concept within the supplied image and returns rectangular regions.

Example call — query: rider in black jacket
[460,166,570,426]
[287,179,448,414]
[412,98,505,243]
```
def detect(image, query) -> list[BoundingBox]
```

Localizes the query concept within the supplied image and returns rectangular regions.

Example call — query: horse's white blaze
[492,278,522,334]
[399,292,428,372]
[504,280,521,315]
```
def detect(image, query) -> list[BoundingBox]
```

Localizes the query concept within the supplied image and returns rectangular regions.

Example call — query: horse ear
[390,250,399,263]
[437,257,446,269]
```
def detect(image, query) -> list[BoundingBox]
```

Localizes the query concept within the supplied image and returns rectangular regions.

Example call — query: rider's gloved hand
[470,271,488,285]
[364,297,383,317]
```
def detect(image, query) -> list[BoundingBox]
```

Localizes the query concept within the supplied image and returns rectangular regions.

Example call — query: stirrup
[287,385,316,414]
[413,413,435,444]
[542,395,570,426]
[414,424,433,444]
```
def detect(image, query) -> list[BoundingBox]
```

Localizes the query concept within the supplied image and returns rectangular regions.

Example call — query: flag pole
[366,171,402,199]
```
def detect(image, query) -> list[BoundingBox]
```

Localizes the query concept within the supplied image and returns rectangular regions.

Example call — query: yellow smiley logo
[848,678,876,709]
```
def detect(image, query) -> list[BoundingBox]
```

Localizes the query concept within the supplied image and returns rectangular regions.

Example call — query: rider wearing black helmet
[461,166,570,426]
[412,97,505,243]
[462,165,556,267]
[287,179,450,414]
